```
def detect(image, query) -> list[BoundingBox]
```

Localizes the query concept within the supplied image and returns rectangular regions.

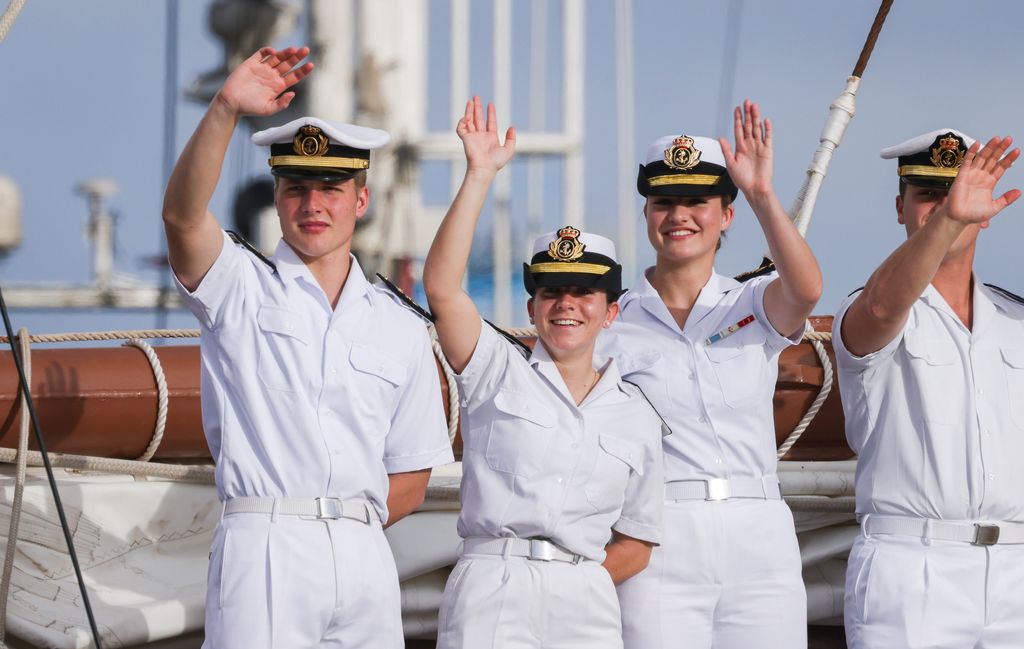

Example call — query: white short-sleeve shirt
[833,281,1024,522]
[455,322,664,562]
[597,270,799,483]
[175,232,453,522]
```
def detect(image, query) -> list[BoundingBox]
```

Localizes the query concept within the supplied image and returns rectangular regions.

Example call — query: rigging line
[0,286,104,649]
[714,0,744,139]
[0,0,28,44]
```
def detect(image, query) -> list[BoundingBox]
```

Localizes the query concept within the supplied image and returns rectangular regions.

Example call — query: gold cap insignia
[664,135,702,171]
[930,132,965,169]
[293,125,330,157]
[547,226,585,262]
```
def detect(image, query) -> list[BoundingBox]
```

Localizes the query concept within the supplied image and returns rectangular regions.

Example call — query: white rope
[0,447,215,483]
[0,0,27,44]
[784,495,855,513]
[428,326,461,445]
[0,328,31,644]
[122,339,169,462]
[777,321,835,459]
[0,328,199,344]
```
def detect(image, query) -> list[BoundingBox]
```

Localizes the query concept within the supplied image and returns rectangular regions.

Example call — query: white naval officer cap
[880,128,976,188]
[524,226,622,299]
[637,134,738,200]
[251,116,391,182]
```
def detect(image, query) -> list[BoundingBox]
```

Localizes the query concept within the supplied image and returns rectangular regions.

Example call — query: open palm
[457,96,516,174]
[720,100,773,196]
[945,136,1021,226]
[219,46,314,116]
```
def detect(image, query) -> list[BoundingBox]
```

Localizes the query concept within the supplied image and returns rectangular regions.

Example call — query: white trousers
[617,499,806,649]
[202,511,403,649]
[845,533,1024,649]
[436,553,623,649]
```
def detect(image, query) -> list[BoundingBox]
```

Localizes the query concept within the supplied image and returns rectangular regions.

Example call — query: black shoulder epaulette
[848,286,865,297]
[374,273,533,357]
[622,379,672,437]
[226,230,276,273]
[734,256,775,283]
[375,273,435,323]
[984,283,1024,307]
[484,318,533,359]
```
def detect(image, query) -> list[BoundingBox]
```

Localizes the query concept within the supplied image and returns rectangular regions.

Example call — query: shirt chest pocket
[484,391,556,478]
[585,433,643,515]
[256,306,310,392]
[346,344,406,421]
[903,334,960,424]
[705,341,765,407]
[1000,348,1024,428]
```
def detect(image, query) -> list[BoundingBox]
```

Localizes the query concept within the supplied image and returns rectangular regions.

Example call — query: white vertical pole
[492,0,513,324]
[307,0,355,121]
[527,0,547,254]
[563,0,584,228]
[450,0,470,200]
[615,0,636,280]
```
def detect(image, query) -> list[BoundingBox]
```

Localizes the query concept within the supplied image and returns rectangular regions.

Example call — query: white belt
[223,497,378,524]
[461,537,587,564]
[861,514,1024,546]
[664,476,782,501]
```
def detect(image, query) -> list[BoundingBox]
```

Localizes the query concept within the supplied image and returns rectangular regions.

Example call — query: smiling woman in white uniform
[424,97,665,649]
[599,101,823,649]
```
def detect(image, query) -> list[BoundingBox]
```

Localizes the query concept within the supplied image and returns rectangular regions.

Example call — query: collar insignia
[547,226,585,262]
[293,125,330,157]
[664,135,701,171]
[929,132,965,169]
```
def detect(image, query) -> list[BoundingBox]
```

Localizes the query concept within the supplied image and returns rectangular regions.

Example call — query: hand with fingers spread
[217,46,315,117]
[942,136,1022,226]
[720,100,774,198]
[456,96,517,176]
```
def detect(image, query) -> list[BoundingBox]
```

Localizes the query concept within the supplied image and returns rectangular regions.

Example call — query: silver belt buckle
[315,497,342,520]
[529,539,555,561]
[705,478,731,501]
[973,524,1000,546]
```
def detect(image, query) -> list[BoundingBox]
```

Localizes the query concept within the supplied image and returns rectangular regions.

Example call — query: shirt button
[977,388,984,396]
[330,365,338,374]
[556,477,564,485]
[570,442,579,449]
[688,373,696,381]
[698,416,707,424]
[715,457,723,465]
[987,473,996,480]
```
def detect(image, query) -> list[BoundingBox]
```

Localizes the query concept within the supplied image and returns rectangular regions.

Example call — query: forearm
[162,95,239,229]
[860,212,964,323]
[385,469,431,528]
[602,533,653,585]
[748,189,822,309]
[423,169,497,306]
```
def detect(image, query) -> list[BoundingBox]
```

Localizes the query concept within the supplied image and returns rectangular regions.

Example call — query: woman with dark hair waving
[601,101,822,649]
[425,97,664,649]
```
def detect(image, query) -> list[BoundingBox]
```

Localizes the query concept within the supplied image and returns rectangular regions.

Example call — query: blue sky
[2,0,1023,333]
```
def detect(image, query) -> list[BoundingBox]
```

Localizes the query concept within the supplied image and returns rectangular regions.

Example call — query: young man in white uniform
[834,129,1024,649]
[162,47,452,648]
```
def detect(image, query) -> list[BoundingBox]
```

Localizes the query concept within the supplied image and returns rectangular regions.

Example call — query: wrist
[212,91,244,121]
[464,167,498,183]
[744,187,778,211]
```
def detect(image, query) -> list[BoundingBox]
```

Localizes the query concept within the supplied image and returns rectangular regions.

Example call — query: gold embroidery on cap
[929,132,965,169]
[293,125,330,157]
[547,226,585,262]
[664,135,702,171]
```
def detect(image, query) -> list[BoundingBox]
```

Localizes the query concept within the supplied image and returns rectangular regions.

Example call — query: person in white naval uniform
[834,129,1024,649]
[599,101,822,649]
[425,97,665,649]
[163,47,453,648]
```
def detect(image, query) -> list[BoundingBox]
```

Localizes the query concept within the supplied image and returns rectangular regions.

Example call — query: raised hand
[456,96,516,175]
[218,46,314,117]
[720,100,773,197]
[943,137,1021,226]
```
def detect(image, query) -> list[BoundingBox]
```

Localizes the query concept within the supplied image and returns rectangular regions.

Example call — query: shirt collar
[270,239,373,308]
[626,267,739,333]
[529,341,622,407]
